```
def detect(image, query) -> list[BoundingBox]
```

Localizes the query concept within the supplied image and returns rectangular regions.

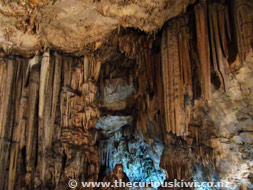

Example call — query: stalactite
[135,49,164,141]
[61,56,100,146]
[25,58,40,187]
[195,0,211,99]
[0,58,17,189]
[0,1,252,189]
[144,43,154,93]
[8,58,29,190]
[36,52,63,186]
[234,0,253,64]
[160,147,193,182]
[0,53,102,189]
[161,27,170,139]
[161,16,192,138]
[208,2,231,92]
[60,55,101,188]
[37,51,51,184]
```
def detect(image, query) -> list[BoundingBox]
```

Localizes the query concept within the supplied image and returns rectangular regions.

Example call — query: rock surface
[0,0,194,55]
[0,0,253,190]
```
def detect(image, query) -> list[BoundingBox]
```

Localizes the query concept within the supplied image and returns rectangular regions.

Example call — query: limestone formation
[102,164,129,190]
[0,0,253,190]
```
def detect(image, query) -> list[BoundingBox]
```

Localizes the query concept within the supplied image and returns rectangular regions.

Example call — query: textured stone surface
[1,0,253,189]
[194,58,253,189]
[99,127,166,189]
[96,116,133,133]
[0,0,194,55]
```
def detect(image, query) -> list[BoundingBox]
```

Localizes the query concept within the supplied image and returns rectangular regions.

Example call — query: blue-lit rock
[98,125,166,189]
[96,116,133,134]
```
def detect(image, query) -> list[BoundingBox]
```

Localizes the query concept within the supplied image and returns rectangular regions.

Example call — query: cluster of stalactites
[0,52,102,189]
[0,54,65,189]
[234,0,253,65]
[161,16,193,138]
[60,55,101,148]
[60,55,102,184]
[160,0,253,139]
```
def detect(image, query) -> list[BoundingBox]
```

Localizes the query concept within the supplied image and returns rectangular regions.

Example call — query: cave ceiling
[0,0,194,56]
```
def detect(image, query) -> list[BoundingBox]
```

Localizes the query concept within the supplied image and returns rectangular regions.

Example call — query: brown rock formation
[102,164,129,190]
[0,0,253,190]
[0,0,195,55]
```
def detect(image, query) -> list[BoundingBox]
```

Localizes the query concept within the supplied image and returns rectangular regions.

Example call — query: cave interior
[0,0,253,190]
